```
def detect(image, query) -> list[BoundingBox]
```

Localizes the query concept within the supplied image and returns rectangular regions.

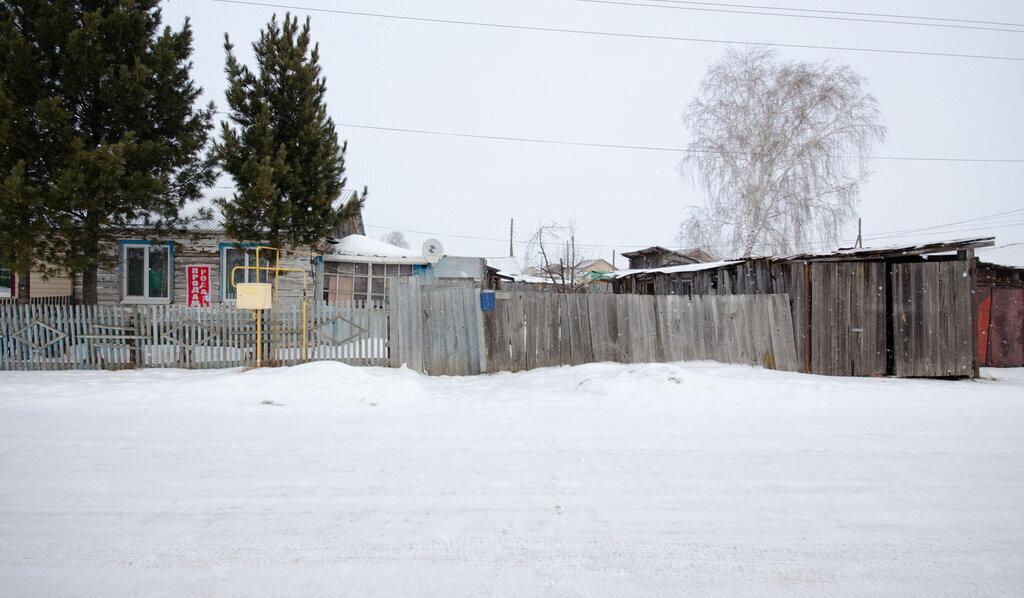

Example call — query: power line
[858,208,1024,238]
[647,0,1024,29]
[339,123,684,153]
[366,209,1024,254]
[800,209,1024,249]
[574,0,1024,34]
[339,122,1024,164]
[362,224,658,252]
[855,220,1024,246]
[208,0,1024,62]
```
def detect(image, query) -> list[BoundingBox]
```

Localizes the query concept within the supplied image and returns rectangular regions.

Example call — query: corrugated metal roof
[778,237,995,262]
[177,189,359,234]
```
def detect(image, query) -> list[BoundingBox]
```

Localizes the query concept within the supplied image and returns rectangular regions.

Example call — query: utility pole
[509,218,514,257]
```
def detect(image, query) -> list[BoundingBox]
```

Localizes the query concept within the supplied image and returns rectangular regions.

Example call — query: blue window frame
[120,241,174,303]
[220,243,270,301]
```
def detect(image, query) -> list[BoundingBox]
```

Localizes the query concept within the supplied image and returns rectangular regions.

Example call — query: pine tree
[0,3,60,302]
[0,1,216,304]
[216,13,363,250]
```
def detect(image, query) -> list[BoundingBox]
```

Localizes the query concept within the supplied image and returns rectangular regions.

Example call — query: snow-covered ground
[1,361,1023,597]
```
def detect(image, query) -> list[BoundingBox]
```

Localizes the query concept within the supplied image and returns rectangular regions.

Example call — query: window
[220,244,270,300]
[121,241,173,303]
[323,261,415,307]
[0,259,12,298]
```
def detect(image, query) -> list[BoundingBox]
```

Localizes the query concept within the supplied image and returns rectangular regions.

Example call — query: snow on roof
[605,260,743,279]
[485,257,522,276]
[506,273,553,283]
[976,243,1024,270]
[326,234,428,264]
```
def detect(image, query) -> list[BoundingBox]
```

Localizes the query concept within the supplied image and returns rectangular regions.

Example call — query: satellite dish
[422,238,444,264]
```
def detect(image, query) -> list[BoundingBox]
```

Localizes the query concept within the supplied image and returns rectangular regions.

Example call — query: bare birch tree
[525,221,587,290]
[381,230,410,249]
[679,47,886,258]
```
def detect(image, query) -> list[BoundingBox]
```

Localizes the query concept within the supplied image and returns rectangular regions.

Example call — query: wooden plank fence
[671,257,978,378]
[485,292,800,374]
[388,285,801,376]
[0,301,388,371]
[388,278,485,375]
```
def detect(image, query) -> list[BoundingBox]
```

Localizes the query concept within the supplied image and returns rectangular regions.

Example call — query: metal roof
[777,237,995,262]
[176,189,360,234]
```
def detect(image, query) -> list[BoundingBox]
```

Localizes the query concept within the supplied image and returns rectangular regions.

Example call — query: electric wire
[339,122,1024,164]
[574,0,1024,34]
[360,208,1024,255]
[208,0,1024,63]
[647,0,1024,29]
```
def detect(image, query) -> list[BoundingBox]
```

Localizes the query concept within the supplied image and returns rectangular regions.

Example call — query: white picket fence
[0,302,388,371]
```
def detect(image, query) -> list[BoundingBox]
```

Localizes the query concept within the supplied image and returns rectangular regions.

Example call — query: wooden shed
[612,238,996,378]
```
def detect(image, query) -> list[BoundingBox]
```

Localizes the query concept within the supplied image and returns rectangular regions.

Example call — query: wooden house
[611,238,997,379]
[579,258,615,278]
[79,193,364,306]
[1,259,74,304]
[620,246,711,270]
[322,234,428,307]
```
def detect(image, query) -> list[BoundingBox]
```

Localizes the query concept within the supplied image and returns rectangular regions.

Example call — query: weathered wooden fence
[0,301,387,371]
[684,257,978,378]
[484,292,799,374]
[388,283,800,376]
[388,278,485,375]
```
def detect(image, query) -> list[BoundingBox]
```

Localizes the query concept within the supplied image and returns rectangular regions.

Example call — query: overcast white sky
[161,0,1024,265]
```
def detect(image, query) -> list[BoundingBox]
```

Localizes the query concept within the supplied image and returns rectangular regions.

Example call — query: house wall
[4,269,73,300]
[582,259,614,274]
[80,232,320,306]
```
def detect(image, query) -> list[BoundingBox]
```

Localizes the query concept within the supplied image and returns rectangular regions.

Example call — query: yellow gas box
[236,283,272,309]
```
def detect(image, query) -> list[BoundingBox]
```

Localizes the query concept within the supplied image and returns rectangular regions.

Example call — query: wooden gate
[388,278,485,375]
[808,262,887,376]
[890,261,974,377]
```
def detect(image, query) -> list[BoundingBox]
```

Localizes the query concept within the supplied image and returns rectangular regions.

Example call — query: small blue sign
[480,291,495,311]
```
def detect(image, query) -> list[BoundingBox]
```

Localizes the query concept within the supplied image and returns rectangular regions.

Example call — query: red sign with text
[187,265,211,307]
